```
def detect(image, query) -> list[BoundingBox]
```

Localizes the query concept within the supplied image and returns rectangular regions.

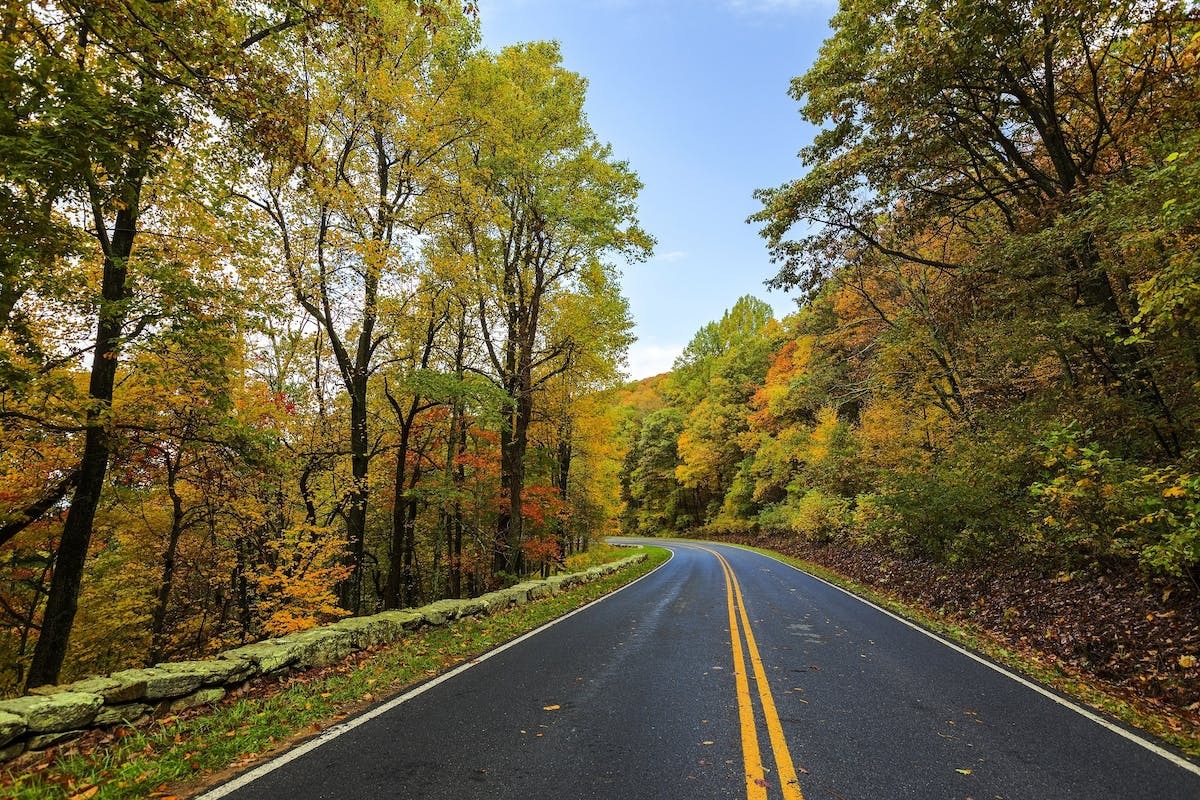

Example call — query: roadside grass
[2,546,671,800]
[708,538,1200,761]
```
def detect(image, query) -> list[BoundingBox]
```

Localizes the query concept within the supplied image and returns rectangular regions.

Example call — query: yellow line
[700,545,806,800]
[721,547,768,800]
[725,554,805,800]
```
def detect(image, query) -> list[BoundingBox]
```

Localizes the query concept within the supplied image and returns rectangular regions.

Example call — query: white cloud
[656,250,688,263]
[626,343,683,380]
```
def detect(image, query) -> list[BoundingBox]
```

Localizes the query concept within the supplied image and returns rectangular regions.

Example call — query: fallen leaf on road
[543,704,560,711]
[956,768,972,775]
[702,741,715,745]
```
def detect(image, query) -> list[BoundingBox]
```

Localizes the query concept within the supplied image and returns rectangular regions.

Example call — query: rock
[329,615,406,649]
[220,641,300,674]
[65,677,125,700]
[501,586,530,606]
[457,598,487,618]
[476,591,510,614]
[419,599,469,626]
[154,659,254,686]
[374,610,425,631]
[0,711,25,747]
[511,581,550,600]
[163,687,226,713]
[96,672,150,703]
[273,628,354,668]
[0,740,25,762]
[26,729,84,750]
[109,668,201,701]
[0,693,102,733]
[94,703,150,726]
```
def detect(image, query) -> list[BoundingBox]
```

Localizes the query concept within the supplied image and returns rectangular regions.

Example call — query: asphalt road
[198,541,1200,800]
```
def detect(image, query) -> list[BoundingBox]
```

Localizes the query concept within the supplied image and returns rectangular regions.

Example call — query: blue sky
[478,0,835,379]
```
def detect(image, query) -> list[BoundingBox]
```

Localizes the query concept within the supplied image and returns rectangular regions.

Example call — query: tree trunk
[555,425,572,553]
[26,189,140,689]
[384,413,414,609]
[148,455,185,665]
[341,385,369,612]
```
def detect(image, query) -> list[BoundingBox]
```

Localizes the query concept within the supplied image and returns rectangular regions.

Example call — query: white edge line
[195,549,674,799]
[693,538,1200,778]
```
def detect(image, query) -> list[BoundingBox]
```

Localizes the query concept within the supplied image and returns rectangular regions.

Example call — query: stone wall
[0,554,647,763]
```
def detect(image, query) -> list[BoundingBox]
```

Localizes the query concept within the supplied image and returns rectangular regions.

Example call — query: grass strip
[708,538,1200,760]
[3,545,671,800]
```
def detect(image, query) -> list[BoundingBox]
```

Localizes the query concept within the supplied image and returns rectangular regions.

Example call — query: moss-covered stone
[418,599,463,627]
[154,659,254,686]
[476,591,510,614]
[329,615,406,649]
[500,586,530,606]
[0,710,25,747]
[163,687,226,713]
[26,729,84,750]
[0,740,24,762]
[510,580,551,600]
[108,668,202,701]
[374,610,425,631]
[273,628,354,669]
[94,672,150,704]
[94,703,150,726]
[456,598,487,618]
[219,641,300,674]
[0,692,102,733]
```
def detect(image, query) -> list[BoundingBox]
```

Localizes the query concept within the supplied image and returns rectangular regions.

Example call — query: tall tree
[13,0,316,687]
[444,43,651,575]
[246,3,477,610]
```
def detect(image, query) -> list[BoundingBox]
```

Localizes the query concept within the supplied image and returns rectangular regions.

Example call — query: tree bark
[26,177,142,689]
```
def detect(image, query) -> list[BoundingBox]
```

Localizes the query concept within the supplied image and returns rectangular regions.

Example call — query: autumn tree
[244,3,477,610]
[443,42,651,575]
[754,0,1200,458]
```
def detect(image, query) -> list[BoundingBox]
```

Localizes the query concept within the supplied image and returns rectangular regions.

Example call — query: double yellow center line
[697,545,804,800]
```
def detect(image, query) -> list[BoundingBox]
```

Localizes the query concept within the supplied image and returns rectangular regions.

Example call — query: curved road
[199,540,1200,800]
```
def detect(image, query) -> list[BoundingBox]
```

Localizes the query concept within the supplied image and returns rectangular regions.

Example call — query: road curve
[197,540,1200,800]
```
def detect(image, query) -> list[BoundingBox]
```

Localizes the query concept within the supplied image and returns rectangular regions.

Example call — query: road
[198,540,1200,800]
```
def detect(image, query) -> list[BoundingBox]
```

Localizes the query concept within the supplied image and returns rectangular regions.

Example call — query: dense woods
[617,0,1200,699]
[0,0,649,692]
[4,0,1199,719]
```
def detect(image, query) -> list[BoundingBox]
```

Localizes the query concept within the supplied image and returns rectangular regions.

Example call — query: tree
[443,42,651,575]
[753,0,1199,458]
[245,3,477,610]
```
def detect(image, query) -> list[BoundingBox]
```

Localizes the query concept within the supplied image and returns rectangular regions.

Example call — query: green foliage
[1031,425,1200,576]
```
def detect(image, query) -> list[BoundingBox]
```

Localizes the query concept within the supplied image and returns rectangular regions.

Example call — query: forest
[3,0,1199,720]
[617,0,1200,709]
[0,0,650,694]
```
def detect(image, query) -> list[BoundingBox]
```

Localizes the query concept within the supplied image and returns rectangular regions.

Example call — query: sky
[478,0,835,379]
